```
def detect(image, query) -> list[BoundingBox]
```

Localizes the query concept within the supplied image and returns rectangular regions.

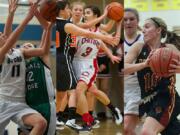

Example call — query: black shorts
[139,92,180,134]
[56,53,77,91]
[118,57,124,74]
[97,56,110,76]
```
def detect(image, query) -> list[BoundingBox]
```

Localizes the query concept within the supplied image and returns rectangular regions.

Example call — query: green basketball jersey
[25,57,56,135]
[26,57,50,105]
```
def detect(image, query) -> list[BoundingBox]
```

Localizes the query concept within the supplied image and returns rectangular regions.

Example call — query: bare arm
[0,5,35,64]
[124,42,147,75]
[100,20,115,32]
[65,23,118,46]
[34,8,49,30]
[4,0,19,37]
[22,24,52,59]
[100,41,120,64]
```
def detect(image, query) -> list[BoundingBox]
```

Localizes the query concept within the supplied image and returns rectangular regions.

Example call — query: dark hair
[148,17,180,50]
[166,31,180,50]
[84,5,101,27]
[125,8,139,22]
[56,0,70,11]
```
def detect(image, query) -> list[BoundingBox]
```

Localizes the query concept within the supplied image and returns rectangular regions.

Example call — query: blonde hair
[70,1,86,10]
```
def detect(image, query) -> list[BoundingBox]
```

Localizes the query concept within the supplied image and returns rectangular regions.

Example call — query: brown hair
[148,17,180,50]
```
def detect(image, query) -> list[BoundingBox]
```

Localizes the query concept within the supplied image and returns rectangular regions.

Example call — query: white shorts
[124,83,141,115]
[0,99,39,135]
[47,100,56,135]
[73,58,98,87]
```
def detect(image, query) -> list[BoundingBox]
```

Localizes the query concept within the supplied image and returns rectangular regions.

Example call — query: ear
[156,27,162,35]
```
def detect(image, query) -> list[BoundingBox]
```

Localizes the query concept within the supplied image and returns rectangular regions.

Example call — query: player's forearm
[78,14,106,29]
[100,20,115,32]
[124,62,147,75]
[4,12,14,37]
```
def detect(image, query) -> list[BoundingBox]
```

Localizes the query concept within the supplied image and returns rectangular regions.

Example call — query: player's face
[84,8,96,22]
[0,32,7,47]
[142,19,161,43]
[124,11,138,36]
[71,4,84,20]
[22,43,35,50]
[64,4,71,19]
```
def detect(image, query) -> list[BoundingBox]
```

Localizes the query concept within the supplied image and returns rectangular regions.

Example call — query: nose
[126,19,131,24]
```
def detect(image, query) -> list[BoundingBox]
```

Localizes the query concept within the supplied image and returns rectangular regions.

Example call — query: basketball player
[20,10,56,135]
[55,0,119,131]
[124,17,180,135]
[0,3,47,135]
[124,8,143,135]
[72,5,123,131]
[69,1,115,31]
[70,1,116,126]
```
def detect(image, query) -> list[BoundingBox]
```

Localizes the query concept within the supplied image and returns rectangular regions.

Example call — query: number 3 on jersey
[81,47,93,57]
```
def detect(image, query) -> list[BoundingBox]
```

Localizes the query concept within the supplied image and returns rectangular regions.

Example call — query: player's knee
[34,117,47,131]
[76,87,85,96]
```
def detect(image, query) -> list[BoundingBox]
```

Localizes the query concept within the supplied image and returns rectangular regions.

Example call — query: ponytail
[165,31,180,50]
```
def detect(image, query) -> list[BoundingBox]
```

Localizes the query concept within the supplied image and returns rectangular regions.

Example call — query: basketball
[149,47,179,77]
[39,0,58,22]
[107,2,124,21]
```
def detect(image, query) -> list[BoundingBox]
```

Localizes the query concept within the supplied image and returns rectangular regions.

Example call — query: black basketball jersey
[56,18,77,59]
[136,45,161,98]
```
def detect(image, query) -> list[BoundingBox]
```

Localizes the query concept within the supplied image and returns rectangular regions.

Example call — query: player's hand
[28,0,40,5]
[8,0,19,14]
[145,49,156,67]
[169,59,180,74]
[99,64,106,72]
[111,55,121,64]
[103,35,119,47]
[103,5,109,17]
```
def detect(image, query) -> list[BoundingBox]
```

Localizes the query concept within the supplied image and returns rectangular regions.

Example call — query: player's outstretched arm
[4,0,19,37]
[0,4,35,63]
[65,23,118,46]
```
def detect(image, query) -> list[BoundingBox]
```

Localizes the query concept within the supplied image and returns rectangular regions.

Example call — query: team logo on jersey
[7,56,22,64]
[81,37,100,46]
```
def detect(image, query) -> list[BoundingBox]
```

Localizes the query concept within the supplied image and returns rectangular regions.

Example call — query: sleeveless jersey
[25,57,55,135]
[135,45,159,99]
[56,18,77,59]
[124,33,144,85]
[74,28,101,60]
[0,49,26,102]
[26,57,55,106]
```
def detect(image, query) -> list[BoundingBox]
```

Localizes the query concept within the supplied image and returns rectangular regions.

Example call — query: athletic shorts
[124,83,141,115]
[73,58,98,88]
[139,91,180,134]
[0,99,39,135]
[56,53,77,91]
[18,100,56,135]
[97,56,110,77]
